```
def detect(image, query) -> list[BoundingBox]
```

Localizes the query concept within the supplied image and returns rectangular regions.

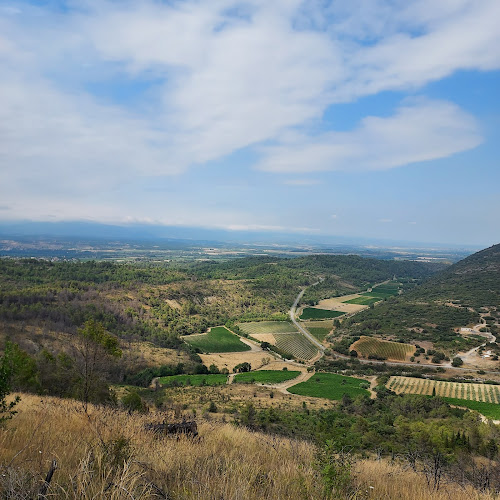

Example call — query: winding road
[289,288,325,352]
[289,285,500,377]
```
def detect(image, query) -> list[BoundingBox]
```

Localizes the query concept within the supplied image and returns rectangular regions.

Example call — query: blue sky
[0,0,499,246]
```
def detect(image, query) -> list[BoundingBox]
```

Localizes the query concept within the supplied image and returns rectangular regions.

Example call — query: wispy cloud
[256,99,481,173]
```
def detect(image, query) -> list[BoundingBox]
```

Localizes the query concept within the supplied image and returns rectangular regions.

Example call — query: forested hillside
[0,255,440,346]
[339,244,500,348]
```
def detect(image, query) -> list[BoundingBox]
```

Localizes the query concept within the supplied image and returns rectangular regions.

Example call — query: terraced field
[299,308,344,320]
[234,370,301,384]
[184,326,251,353]
[351,336,414,361]
[288,373,370,400]
[388,376,500,419]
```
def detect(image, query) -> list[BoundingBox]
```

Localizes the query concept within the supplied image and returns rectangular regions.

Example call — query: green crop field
[441,398,500,420]
[184,326,251,353]
[274,333,318,360]
[158,374,228,387]
[362,291,396,299]
[237,321,297,335]
[388,376,500,403]
[342,296,381,306]
[302,320,332,341]
[300,308,344,320]
[234,370,301,384]
[288,373,370,400]
[352,336,414,360]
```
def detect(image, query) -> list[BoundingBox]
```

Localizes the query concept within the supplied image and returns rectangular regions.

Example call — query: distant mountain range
[0,220,481,250]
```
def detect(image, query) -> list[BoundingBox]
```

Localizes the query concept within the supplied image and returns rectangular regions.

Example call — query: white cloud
[379,219,392,223]
[0,0,497,222]
[256,99,482,173]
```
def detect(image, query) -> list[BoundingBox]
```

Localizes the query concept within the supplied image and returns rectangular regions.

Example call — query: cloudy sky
[1,0,499,245]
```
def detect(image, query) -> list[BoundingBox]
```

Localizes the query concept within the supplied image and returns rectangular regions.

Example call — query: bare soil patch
[251,333,277,345]
[199,351,275,371]
[316,296,367,314]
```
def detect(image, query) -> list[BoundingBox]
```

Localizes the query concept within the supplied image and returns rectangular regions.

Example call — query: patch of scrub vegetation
[299,308,344,320]
[288,373,369,400]
[352,336,414,361]
[343,296,381,306]
[158,374,228,387]
[184,327,251,353]
[234,370,301,384]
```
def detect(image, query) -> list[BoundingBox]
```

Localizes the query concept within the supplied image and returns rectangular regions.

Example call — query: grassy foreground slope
[2,393,498,500]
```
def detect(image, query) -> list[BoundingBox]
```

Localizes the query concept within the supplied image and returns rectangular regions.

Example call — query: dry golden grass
[354,459,499,500]
[0,393,321,499]
[1,394,499,499]
[154,381,334,415]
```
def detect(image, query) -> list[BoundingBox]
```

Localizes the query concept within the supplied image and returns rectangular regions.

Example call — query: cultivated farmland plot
[274,333,318,360]
[388,376,500,403]
[238,321,318,360]
[238,321,298,336]
[343,296,380,306]
[288,373,370,400]
[351,336,414,361]
[184,326,251,353]
[302,320,332,341]
[299,308,344,320]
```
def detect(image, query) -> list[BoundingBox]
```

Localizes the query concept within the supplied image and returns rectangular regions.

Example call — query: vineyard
[302,320,332,341]
[237,321,298,335]
[351,336,414,361]
[237,321,318,360]
[388,376,500,403]
[274,333,318,360]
